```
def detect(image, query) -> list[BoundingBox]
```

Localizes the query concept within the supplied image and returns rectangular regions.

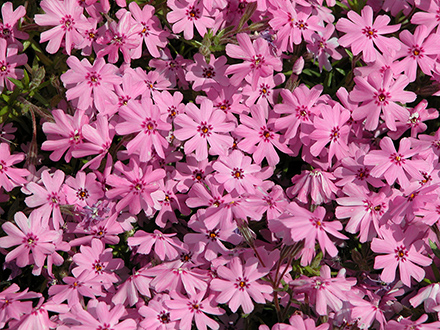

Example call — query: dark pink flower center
[186,6,200,20]
[295,20,308,30]
[1,25,11,39]
[197,121,212,137]
[235,277,249,291]
[296,105,310,121]
[330,126,340,141]
[207,229,219,241]
[140,23,150,36]
[193,169,204,182]
[24,233,38,248]
[356,167,369,180]
[310,216,324,229]
[0,160,7,173]
[158,311,170,324]
[260,126,273,141]
[142,118,157,134]
[410,45,423,58]
[259,84,270,97]
[69,129,82,145]
[375,89,390,105]
[93,260,104,273]
[394,245,408,262]
[232,168,244,179]
[202,66,215,78]
[251,54,265,69]
[390,153,405,165]
[362,26,377,39]
[76,188,89,200]
[86,72,101,87]
[97,323,111,330]
[0,61,9,75]
[60,15,74,31]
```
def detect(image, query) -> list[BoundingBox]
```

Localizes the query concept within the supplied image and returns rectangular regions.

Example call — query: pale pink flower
[0,143,29,191]
[0,2,28,47]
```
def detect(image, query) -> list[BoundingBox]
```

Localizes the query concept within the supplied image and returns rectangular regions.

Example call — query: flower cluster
[1,0,440,329]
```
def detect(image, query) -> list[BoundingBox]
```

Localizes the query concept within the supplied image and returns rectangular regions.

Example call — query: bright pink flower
[0,39,27,90]
[0,2,28,47]
[386,314,440,330]
[63,171,104,208]
[71,238,123,287]
[166,291,224,330]
[61,56,119,112]
[394,25,440,82]
[0,211,60,269]
[0,284,41,328]
[174,155,214,193]
[123,2,169,58]
[97,11,142,63]
[149,49,192,89]
[115,97,171,162]
[112,267,153,306]
[167,0,215,40]
[174,99,234,161]
[69,301,136,330]
[138,294,178,329]
[185,53,229,91]
[153,90,186,123]
[306,24,343,72]
[212,149,262,195]
[336,5,401,62]
[350,69,416,131]
[128,229,184,261]
[291,266,356,315]
[371,224,432,287]
[308,103,350,165]
[336,183,389,242]
[225,33,283,88]
[210,257,273,314]
[42,109,89,162]
[271,203,347,265]
[106,159,165,215]
[34,0,90,54]
[24,170,66,230]
[364,137,425,188]
[242,73,285,108]
[0,143,29,191]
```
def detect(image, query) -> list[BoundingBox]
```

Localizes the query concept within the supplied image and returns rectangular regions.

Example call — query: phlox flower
[138,294,177,330]
[173,99,234,161]
[308,103,350,165]
[0,284,41,329]
[0,211,60,269]
[153,90,186,123]
[234,104,291,167]
[115,97,171,162]
[363,137,425,189]
[371,224,432,287]
[149,49,192,89]
[225,33,283,88]
[112,267,153,306]
[48,270,103,307]
[336,5,401,62]
[128,229,184,261]
[106,158,165,215]
[212,149,262,195]
[394,25,440,82]
[306,24,342,72]
[97,11,142,63]
[41,109,89,162]
[409,283,440,315]
[336,183,389,242]
[185,53,229,91]
[61,56,119,112]
[167,0,215,40]
[260,315,329,330]
[34,0,90,54]
[71,115,115,170]
[242,73,285,109]
[24,169,66,230]
[174,155,214,193]
[0,143,29,191]
[210,257,273,314]
[290,266,356,316]
[386,314,440,330]
[350,292,387,330]
[271,203,347,266]
[287,168,338,205]
[71,238,123,287]
[0,2,28,47]
[165,291,224,330]
[0,39,27,91]
[69,301,136,330]
[350,69,416,131]
[63,171,104,208]
[123,2,169,58]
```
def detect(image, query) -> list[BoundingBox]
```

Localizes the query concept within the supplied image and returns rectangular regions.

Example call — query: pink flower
[167,0,215,40]
[174,99,234,161]
[363,137,425,188]
[306,24,343,72]
[24,169,66,230]
[42,109,89,162]
[0,39,27,90]
[212,149,262,195]
[225,33,283,88]
[115,97,171,162]
[234,104,291,167]
[0,211,60,269]
[371,224,432,287]
[0,143,29,191]
[63,171,104,208]
[350,69,416,131]
[106,159,165,215]
[0,2,28,47]
[61,56,119,112]
[210,257,273,314]
[271,203,347,266]
[34,0,90,54]
[165,291,224,330]
[185,53,229,91]
[336,5,401,62]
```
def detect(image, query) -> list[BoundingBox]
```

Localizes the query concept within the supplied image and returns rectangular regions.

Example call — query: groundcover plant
[3,0,440,329]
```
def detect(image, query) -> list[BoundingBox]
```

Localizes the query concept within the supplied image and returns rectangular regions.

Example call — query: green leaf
[429,239,440,259]
[7,77,23,89]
